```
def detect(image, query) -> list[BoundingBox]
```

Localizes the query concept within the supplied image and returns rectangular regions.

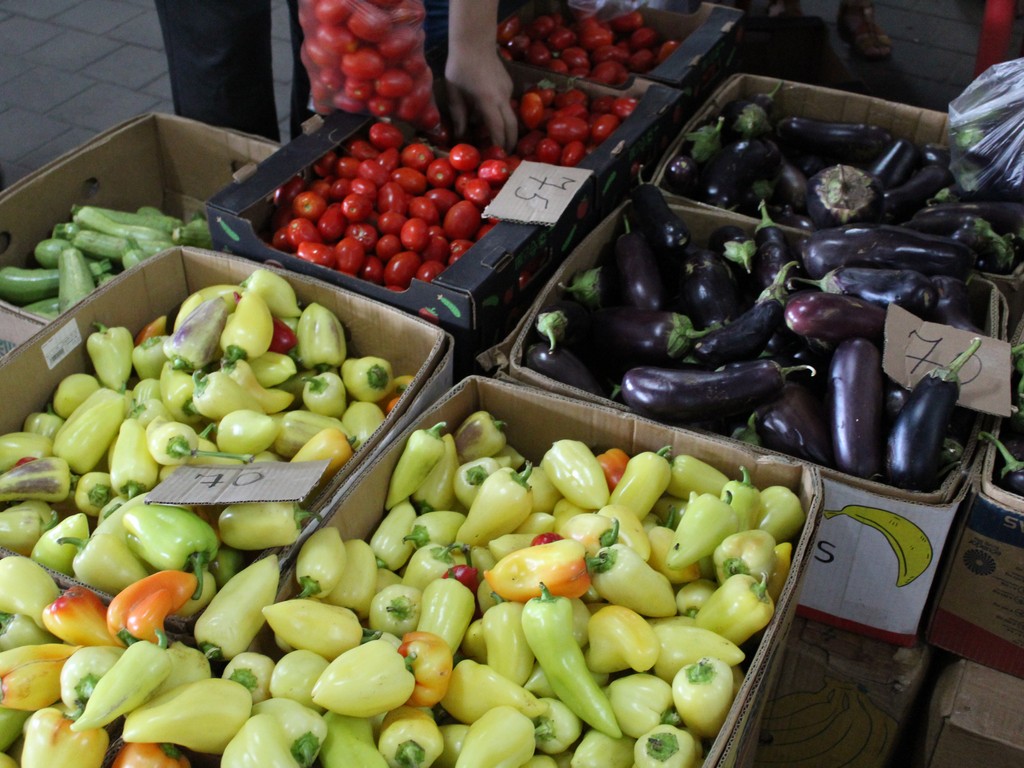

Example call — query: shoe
[837,0,892,60]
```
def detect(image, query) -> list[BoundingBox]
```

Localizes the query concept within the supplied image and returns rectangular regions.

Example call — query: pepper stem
[980,431,1024,476]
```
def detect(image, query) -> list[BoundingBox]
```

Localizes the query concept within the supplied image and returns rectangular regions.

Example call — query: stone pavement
[0,0,1021,189]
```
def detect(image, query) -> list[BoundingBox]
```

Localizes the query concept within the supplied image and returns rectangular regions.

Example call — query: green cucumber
[58,247,96,313]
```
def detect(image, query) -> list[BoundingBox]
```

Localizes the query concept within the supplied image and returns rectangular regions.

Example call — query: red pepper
[443,563,480,593]
[531,532,564,546]
[41,585,124,647]
[106,570,197,645]
[398,630,454,708]
[596,447,630,492]
[268,317,298,354]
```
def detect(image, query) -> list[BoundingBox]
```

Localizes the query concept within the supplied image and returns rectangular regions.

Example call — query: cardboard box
[0,247,453,595]
[0,302,44,356]
[500,1,743,100]
[651,73,1024,326]
[272,375,824,768]
[0,112,280,322]
[207,72,683,377]
[754,616,932,768]
[913,658,1024,768]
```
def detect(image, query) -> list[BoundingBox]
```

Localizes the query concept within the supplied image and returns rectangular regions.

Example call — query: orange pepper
[133,315,168,346]
[484,538,591,602]
[291,426,354,479]
[397,630,454,708]
[41,585,124,647]
[110,741,191,768]
[596,447,630,492]
[106,570,197,645]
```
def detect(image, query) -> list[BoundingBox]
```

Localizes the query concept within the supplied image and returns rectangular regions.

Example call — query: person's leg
[837,0,892,60]
[154,0,281,141]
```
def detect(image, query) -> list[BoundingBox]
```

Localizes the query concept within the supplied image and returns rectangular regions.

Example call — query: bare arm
[444,0,518,151]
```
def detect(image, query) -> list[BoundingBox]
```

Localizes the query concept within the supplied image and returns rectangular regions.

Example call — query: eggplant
[980,431,1024,496]
[774,115,893,164]
[708,224,750,254]
[884,379,910,424]
[560,265,618,310]
[866,137,921,189]
[675,248,743,330]
[827,337,884,480]
[630,184,691,261]
[720,97,773,143]
[662,154,701,197]
[805,164,885,229]
[949,218,1019,275]
[615,230,667,311]
[691,261,796,368]
[699,138,783,216]
[784,290,887,344]
[754,381,834,467]
[796,224,976,281]
[533,299,591,350]
[587,307,706,367]
[886,338,981,491]
[904,201,1024,238]
[770,205,816,234]
[525,343,606,398]
[793,265,938,315]
[681,116,724,164]
[772,158,808,213]
[707,224,757,275]
[882,164,955,223]
[620,359,794,423]
[926,275,983,334]
[920,143,951,168]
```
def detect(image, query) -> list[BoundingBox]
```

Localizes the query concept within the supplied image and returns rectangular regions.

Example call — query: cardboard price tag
[483,161,592,225]
[882,304,1011,417]
[145,460,331,505]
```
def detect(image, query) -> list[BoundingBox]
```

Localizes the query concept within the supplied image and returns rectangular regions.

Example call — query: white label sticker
[41,320,82,369]
[145,460,331,505]
[483,161,592,226]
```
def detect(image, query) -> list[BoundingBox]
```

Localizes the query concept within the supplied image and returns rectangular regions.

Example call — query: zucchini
[34,238,73,269]
[0,259,110,306]
[58,247,96,313]
[21,296,61,319]
[71,230,171,262]
[72,205,175,243]
[70,204,183,235]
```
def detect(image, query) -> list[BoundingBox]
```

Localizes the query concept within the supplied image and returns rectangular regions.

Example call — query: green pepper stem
[980,431,1024,476]
[295,575,322,600]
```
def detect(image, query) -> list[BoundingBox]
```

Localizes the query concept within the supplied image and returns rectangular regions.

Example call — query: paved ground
[0,0,1021,188]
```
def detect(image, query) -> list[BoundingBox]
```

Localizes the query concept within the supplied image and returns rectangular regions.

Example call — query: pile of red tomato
[497,8,681,85]
[265,83,638,291]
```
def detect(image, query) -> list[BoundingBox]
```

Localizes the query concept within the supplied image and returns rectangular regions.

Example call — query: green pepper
[22,407,64,442]
[194,554,280,661]
[52,387,129,474]
[608,446,672,519]
[521,584,621,738]
[370,499,417,571]
[720,466,761,530]
[712,528,778,584]
[0,455,72,504]
[671,655,734,740]
[0,705,31,751]
[341,355,394,403]
[218,501,313,551]
[0,501,57,556]
[131,334,169,381]
[666,492,742,571]
[453,704,536,768]
[262,599,362,660]
[221,289,273,362]
[159,362,203,425]
[296,302,347,371]
[385,422,448,510]
[0,431,53,473]
[30,511,88,575]
[240,268,302,318]
[411,433,459,513]
[302,370,348,417]
[320,712,389,768]
[694,573,775,646]
[120,677,253,755]
[294,526,347,599]
[121,503,219,598]
[108,418,160,498]
[311,638,415,718]
[587,538,677,618]
[666,454,730,499]
[606,672,677,739]
[86,323,134,392]
[755,484,807,542]
[456,463,534,547]
[540,439,610,510]
[0,612,59,650]
[59,532,151,595]
[163,296,231,371]
[633,724,700,768]
[71,637,172,731]
[223,651,276,704]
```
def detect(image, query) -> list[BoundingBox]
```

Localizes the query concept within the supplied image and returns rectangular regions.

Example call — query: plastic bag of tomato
[298,0,441,130]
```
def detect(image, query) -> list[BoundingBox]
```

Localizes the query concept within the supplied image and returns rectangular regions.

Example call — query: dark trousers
[154,0,312,142]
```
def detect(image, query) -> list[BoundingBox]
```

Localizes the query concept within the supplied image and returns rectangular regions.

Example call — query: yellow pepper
[481,599,534,686]
[368,583,422,637]
[608,446,672,519]
[20,706,108,768]
[651,617,745,683]
[194,554,280,661]
[540,439,610,510]
[453,705,536,768]
[441,659,546,723]
[633,724,700,768]
[671,655,735,739]
[52,387,129,474]
[417,576,476,654]
[268,648,329,710]
[370,499,418,571]
[378,705,445,768]
[296,302,347,370]
[224,358,295,414]
[339,401,385,450]
[262,599,362,660]
[0,643,78,711]
[240,268,302,318]
[86,323,134,392]
[312,638,415,717]
[532,696,582,755]
[585,604,659,674]
[222,651,276,704]
[411,433,459,513]
[221,289,273,362]
[322,538,378,620]
[607,672,677,739]
[320,712,388,768]
[341,355,395,403]
[51,372,101,419]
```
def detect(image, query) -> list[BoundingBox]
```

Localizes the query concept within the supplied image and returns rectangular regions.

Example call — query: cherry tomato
[334,237,367,275]
[507,33,531,59]
[376,146,401,174]
[273,175,306,209]
[407,196,440,226]
[612,97,638,120]
[296,240,336,267]
[629,26,660,51]
[578,20,614,51]
[525,40,552,67]
[377,210,408,236]
[516,129,544,158]
[535,137,562,165]
[590,94,616,114]
[547,115,589,145]
[328,177,352,201]
[443,200,482,241]
[519,91,545,131]
[312,149,339,178]
[367,95,396,118]
[341,48,385,80]
[590,60,629,85]
[343,77,374,103]
[548,25,577,51]
[448,143,481,173]
[314,0,352,26]
[345,139,380,161]
[559,46,590,71]
[477,158,511,187]
[377,181,410,215]
[560,140,586,168]
[345,221,378,251]
[628,48,656,73]
[590,113,621,145]
[384,250,422,290]
[554,87,588,109]
[347,3,391,43]
[271,225,292,252]
[416,259,445,283]
[376,233,403,262]
[592,43,629,65]
[400,143,435,172]
[316,202,347,241]
[461,178,493,207]
[425,187,460,217]
[496,15,522,45]
[341,192,373,222]
[391,166,428,196]
[448,238,474,263]
[426,157,456,188]
[349,177,378,200]
[377,68,414,98]
[361,255,385,285]
[656,39,681,64]
[527,14,556,39]
[368,121,405,151]
[357,158,390,187]
[400,217,430,252]
[477,221,497,239]
[378,24,420,60]
[292,190,327,221]
[422,234,450,263]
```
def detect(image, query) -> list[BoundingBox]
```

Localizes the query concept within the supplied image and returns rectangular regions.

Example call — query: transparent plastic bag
[567,0,648,21]
[297,0,440,131]
[948,58,1024,202]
